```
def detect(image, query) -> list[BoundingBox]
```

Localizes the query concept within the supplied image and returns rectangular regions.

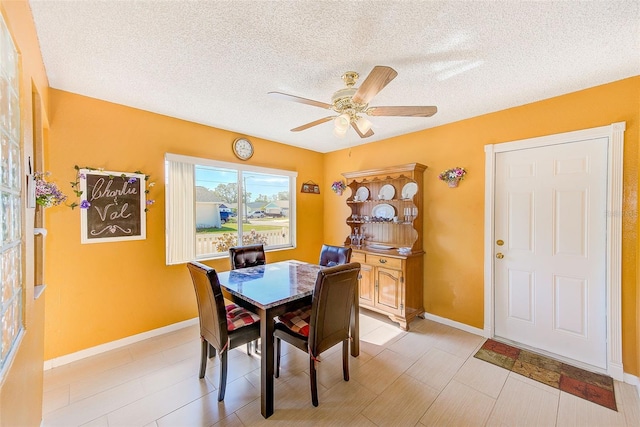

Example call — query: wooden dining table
[216,259,360,418]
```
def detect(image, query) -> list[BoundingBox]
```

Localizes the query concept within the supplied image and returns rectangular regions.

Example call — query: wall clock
[232,137,254,160]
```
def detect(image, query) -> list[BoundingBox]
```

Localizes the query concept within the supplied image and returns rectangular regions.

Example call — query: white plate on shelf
[378,184,395,200]
[401,182,418,199]
[368,244,394,250]
[371,203,395,219]
[355,186,369,201]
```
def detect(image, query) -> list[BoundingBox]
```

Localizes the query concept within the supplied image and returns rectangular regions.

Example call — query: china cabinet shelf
[341,163,426,330]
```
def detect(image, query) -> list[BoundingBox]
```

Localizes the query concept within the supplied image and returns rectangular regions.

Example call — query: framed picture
[300,181,320,194]
[80,169,147,244]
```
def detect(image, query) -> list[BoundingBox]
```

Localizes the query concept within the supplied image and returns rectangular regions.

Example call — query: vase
[336,189,343,196]
[447,180,459,188]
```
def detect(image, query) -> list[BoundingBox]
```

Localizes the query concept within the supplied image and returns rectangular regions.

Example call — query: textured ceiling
[29,1,640,153]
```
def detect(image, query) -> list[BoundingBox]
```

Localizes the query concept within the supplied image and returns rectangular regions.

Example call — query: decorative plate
[379,184,395,200]
[355,186,369,201]
[368,244,394,250]
[401,182,418,199]
[371,203,395,219]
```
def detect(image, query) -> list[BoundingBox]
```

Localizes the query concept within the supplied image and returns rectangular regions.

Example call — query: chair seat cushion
[276,305,311,337]
[225,304,260,331]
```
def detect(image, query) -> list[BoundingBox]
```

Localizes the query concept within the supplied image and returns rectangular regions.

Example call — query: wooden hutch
[342,163,426,330]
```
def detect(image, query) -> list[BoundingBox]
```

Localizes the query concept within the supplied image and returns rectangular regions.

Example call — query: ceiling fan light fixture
[355,116,372,134]
[333,126,348,138]
[270,66,437,139]
[334,113,350,132]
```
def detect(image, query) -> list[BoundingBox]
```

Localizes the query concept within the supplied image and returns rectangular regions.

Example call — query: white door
[494,138,608,368]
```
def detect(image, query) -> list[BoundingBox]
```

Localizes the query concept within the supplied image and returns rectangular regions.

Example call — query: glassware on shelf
[403,207,419,223]
[350,227,366,247]
[350,227,359,247]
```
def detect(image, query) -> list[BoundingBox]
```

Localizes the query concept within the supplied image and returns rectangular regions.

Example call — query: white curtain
[166,160,195,264]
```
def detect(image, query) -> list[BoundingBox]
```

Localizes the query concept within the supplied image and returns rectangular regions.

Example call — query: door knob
[496,253,504,259]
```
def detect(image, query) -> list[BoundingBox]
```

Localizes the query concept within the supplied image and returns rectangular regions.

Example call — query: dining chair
[229,243,266,353]
[187,261,260,401]
[274,262,361,406]
[318,244,352,267]
[229,243,266,270]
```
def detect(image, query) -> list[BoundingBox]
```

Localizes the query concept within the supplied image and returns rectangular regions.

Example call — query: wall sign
[80,169,147,244]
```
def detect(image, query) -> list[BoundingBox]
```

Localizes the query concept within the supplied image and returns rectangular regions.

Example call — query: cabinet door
[358,263,375,307]
[375,267,403,316]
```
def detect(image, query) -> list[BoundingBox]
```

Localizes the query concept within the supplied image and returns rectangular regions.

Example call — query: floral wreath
[69,165,155,211]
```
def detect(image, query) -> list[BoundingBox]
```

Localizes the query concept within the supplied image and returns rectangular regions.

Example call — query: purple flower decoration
[146,199,155,205]
[79,173,86,179]
[34,172,67,207]
[127,177,137,184]
[438,167,467,182]
[80,199,91,209]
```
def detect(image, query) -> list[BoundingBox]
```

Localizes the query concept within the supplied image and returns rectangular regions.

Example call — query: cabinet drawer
[368,255,402,270]
[351,252,367,263]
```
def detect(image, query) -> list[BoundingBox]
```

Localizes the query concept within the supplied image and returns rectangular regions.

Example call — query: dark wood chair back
[308,262,360,355]
[274,262,360,406]
[187,261,260,401]
[187,261,228,351]
[318,244,352,267]
[229,243,266,270]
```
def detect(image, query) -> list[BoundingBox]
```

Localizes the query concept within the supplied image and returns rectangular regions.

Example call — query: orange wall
[46,78,640,377]
[43,89,325,359]
[324,76,640,375]
[0,1,48,426]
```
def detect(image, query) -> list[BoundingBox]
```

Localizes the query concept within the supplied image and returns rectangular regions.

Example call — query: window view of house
[194,166,293,256]
[165,154,296,264]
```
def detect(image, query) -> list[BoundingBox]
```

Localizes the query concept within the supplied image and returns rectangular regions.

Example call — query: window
[165,153,297,265]
[0,13,23,378]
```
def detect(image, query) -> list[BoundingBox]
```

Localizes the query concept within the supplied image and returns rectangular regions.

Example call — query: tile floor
[42,311,640,426]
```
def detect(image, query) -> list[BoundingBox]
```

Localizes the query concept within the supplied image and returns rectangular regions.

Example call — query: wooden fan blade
[268,91,332,109]
[367,106,438,117]
[291,116,334,132]
[351,66,398,105]
[351,122,374,138]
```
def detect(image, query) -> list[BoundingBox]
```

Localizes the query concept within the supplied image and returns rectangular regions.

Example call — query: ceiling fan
[268,65,437,138]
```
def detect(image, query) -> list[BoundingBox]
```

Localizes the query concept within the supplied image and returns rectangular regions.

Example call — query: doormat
[474,339,616,411]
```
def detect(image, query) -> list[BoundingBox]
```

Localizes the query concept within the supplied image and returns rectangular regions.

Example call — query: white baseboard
[422,312,485,337]
[623,373,640,397]
[43,317,199,370]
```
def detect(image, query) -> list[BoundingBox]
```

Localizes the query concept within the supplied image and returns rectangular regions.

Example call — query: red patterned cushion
[225,304,259,331]
[277,306,311,337]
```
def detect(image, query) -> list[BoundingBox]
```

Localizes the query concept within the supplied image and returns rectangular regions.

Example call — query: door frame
[483,122,625,380]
